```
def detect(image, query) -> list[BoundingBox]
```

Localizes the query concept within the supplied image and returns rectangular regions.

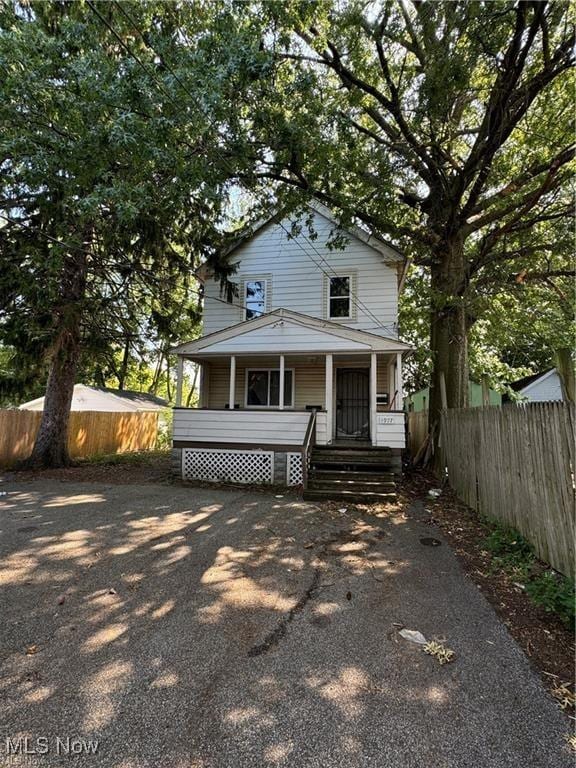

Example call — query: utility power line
[96,2,397,335]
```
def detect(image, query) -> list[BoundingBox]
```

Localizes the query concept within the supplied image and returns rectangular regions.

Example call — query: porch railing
[173,407,315,448]
[301,410,317,488]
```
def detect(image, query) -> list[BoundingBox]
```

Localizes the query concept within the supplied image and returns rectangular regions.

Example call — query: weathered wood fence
[440,402,575,577]
[407,410,429,459]
[0,410,159,467]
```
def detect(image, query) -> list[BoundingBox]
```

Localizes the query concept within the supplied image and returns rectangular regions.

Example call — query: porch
[172,352,405,488]
[173,351,405,448]
[170,309,410,488]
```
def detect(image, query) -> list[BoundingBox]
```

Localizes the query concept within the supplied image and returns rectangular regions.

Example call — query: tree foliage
[0,1,232,464]
[0,1,573,464]
[187,0,574,422]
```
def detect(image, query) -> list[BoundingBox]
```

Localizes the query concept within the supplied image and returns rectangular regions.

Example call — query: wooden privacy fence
[441,402,575,577]
[407,410,429,459]
[0,410,159,466]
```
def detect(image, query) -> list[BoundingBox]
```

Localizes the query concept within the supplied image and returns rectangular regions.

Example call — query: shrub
[525,571,575,628]
[482,522,575,627]
[483,525,535,580]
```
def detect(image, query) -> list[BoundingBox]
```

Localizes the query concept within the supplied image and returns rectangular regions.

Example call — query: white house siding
[204,357,391,410]
[375,412,406,449]
[202,210,398,336]
[315,412,328,445]
[202,323,372,353]
[173,409,310,445]
[521,370,563,402]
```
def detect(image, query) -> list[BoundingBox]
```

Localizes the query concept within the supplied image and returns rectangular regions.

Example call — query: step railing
[302,410,317,488]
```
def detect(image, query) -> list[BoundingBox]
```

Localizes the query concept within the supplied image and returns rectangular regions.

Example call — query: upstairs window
[328,275,351,319]
[245,280,266,319]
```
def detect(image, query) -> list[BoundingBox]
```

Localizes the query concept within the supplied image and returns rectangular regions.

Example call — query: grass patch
[482,522,575,628]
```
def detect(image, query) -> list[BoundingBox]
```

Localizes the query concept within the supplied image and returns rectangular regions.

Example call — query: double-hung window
[328,275,352,319]
[246,369,294,408]
[244,280,266,320]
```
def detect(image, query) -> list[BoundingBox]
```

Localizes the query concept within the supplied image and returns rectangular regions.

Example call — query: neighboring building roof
[507,368,555,393]
[171,308,412,357]
[503,368,563,403]
[93,388,167,410]
[20,385,167,412]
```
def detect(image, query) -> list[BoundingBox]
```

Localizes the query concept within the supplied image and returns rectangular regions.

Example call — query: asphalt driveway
[0,481,571,767]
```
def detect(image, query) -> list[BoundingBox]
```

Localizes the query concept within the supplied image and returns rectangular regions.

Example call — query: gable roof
[221,200,404,265]
[20,385,167,412]
[93,387,167,410]
[507,368,555,393]
[171,308,412,357]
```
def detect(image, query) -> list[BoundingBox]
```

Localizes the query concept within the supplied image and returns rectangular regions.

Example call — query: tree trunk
[26,249,87,468]
[185,363,200,407]
[165,353,172,402]
[428,236,470,432]
[554,348,575,404]
[117,336,131,390]
[150,350,163,394]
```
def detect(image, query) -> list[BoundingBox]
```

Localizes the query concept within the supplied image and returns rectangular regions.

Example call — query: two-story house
[171,202,411,500]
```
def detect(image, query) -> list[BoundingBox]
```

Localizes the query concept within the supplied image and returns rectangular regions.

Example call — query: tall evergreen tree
[0,1,230,466]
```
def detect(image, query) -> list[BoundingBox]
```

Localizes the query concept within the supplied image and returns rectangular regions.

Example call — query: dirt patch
[1,452,304,499]
[1,450,173,485]
[399,469,575,707]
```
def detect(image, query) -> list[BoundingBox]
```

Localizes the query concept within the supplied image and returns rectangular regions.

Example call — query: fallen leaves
[551,681,576,711]
[25,645,38,656]
[424,641,456,665]
[398,626,456,665]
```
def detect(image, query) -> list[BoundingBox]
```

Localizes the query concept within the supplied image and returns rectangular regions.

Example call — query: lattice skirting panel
[182,448,274,484]
[286,453,303,486]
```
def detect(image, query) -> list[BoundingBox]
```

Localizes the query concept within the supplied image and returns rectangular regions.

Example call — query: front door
[336,368,370,440]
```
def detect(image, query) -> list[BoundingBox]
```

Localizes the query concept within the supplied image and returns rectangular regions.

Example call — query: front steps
[304,445,400,503]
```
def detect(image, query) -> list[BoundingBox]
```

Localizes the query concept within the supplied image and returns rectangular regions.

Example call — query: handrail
[301,410,317,489]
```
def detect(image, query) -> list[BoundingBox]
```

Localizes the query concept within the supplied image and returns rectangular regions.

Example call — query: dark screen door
[336,368,370,439]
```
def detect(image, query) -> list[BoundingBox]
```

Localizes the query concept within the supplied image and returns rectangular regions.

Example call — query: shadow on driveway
[0,482,571,767]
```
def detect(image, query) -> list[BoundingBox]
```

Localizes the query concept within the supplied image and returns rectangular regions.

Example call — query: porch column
[175,356,184,407]
[370,352,377,444]
[229,355,236,409]
[325,353,333,443]
[395,352,403,408]
[279,354,285,410]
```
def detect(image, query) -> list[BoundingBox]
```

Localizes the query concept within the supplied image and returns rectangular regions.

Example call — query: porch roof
[171,308,412,357]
